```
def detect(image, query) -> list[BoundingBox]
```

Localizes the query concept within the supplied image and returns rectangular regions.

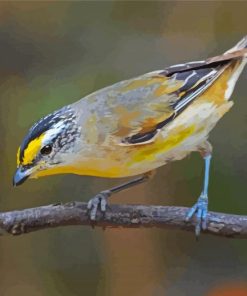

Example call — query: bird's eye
[40,145,52,155]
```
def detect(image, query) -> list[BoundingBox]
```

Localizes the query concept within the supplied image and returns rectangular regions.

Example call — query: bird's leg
[87,171,154,220]
[185,141,212,237]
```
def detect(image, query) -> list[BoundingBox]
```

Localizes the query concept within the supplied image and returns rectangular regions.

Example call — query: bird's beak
[13,167,31,186]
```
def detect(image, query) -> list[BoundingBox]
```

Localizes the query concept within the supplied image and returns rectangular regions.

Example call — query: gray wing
[76,58,230,146]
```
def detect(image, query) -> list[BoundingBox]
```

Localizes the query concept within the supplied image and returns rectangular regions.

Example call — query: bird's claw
[87,190,111,220]
[185,193,208,238]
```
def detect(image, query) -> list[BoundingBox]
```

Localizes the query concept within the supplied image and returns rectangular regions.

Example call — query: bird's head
[13,106,81,186]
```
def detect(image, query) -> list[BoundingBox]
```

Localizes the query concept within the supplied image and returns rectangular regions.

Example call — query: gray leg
[87,172,153,220]
[185,141,212,237]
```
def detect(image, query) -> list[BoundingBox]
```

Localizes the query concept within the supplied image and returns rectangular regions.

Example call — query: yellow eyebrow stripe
[22,134,45,165]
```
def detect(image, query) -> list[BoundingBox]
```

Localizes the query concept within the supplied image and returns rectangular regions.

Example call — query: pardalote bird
[13,36,247,236]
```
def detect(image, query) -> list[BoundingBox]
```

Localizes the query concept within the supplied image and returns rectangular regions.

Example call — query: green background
[0,2,247,295]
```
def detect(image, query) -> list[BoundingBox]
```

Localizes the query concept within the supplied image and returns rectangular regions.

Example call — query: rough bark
[0,202,247,238]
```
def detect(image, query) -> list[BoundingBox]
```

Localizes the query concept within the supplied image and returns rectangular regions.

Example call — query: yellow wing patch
[128,124,196,164]
[21,134,45,166]
[201,60,242,105]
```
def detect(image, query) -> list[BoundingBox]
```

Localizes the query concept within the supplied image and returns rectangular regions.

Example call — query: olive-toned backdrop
[0,2,247,296]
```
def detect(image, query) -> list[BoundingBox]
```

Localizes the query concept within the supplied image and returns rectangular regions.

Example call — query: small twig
[0,202,247,238]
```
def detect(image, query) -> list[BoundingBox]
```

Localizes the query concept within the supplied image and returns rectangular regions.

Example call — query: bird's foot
[185,193,208,238]
[87,190,111,220]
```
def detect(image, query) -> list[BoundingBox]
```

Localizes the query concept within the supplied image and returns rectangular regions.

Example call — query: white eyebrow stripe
[42,121,65,144]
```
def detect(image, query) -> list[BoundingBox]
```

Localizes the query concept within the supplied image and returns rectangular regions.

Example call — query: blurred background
[0,1,247,296]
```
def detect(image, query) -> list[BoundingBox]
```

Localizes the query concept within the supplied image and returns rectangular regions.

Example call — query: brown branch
[0,202,247,238]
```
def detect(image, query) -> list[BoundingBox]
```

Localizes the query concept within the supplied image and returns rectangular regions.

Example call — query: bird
[13,36,247,236]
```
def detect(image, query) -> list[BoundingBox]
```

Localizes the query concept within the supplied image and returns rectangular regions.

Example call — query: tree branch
[0,202,247,238]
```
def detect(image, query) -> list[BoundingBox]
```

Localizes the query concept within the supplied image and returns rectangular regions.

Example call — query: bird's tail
[224,35,247,55]
[207,35,247,64]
